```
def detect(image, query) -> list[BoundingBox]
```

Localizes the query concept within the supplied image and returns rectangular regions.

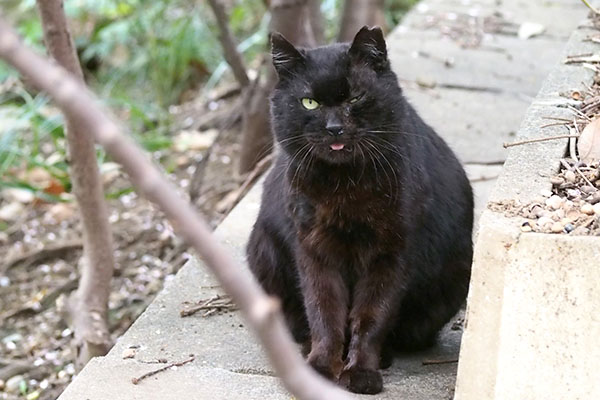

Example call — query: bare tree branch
[35,0,115,366]
[206,0,250,88]
[0,17,352,400]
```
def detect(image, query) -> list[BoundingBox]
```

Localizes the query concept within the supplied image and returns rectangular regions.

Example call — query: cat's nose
[326,125,344,136]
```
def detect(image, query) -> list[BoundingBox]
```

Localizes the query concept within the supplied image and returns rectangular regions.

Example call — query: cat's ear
[270,32,304,78]
[349,26,389,71]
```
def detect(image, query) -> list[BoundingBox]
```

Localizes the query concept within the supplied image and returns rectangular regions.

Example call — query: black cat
[246,26,473,395]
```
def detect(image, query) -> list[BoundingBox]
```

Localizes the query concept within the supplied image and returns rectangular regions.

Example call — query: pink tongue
[330,143,345,151]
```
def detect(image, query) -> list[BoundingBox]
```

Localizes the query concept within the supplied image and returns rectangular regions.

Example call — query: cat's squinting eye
[349,94,363,104]
[301,98,320,110]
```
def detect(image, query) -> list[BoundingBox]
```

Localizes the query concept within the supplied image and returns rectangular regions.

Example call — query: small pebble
[545,195,563,210]
[550,176,565,185]
[531,205,544,218]
[551,221,564,233]
[26,391,40,400]
[0,379,4,390]
[521,222,532,232]
[536,216,553,229]
[554,209,565,219]
[122,347,136,359]
[567,209,581,220]
[581,203,595,215]
[566,189,581,199]
[589,192,600,205]
[5,375,24,393]
[581,185,597,194]
[564,223,575,233]
[540,189,553,198]
[564,170,576,183]
[572,226,590,235]
[594,203,600,215]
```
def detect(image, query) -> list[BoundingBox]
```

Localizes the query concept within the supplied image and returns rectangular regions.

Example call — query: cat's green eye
[349,94,363,104]
[301,98,320,110]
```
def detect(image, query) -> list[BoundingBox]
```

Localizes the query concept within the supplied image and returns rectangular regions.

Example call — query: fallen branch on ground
[180,294,238,318]
[0,358,34,381]
[2,240,83,274]
[0,18,352,400]
[1,278,78,320]
[131,355,195,385]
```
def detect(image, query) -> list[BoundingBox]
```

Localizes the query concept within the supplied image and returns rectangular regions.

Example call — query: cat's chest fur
[288,180,402,258]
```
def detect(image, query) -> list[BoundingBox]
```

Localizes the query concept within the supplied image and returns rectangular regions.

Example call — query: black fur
[247,27,473,394]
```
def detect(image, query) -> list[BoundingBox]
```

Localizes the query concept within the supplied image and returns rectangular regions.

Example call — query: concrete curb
[454,23,600,400]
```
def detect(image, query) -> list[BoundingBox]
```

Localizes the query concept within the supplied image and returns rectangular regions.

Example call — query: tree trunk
[308,0,325,45]
[338,0,387,42]
[238,0,320,174]
[36,0,115,367]
[207,0,250,88]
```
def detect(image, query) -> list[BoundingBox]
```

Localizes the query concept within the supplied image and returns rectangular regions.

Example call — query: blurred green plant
[0,0,420,201]
[0,86,70,197]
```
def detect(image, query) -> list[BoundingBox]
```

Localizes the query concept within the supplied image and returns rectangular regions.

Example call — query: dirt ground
[0,89,255,399]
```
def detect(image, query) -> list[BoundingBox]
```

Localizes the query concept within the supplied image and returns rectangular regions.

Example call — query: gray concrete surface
[387,0,585,228]
[58,1,589,399]
[455,24,600,400]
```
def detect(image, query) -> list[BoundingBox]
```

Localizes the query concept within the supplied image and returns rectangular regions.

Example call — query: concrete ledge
[455,23,600,400]
[58,180,463,400]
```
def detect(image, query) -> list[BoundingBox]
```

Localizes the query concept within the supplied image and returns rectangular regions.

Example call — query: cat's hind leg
[389,256,471,351]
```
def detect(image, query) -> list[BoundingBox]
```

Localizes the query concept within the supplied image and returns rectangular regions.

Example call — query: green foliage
[78,1,222,106]
[0,0,421,201]
[387,0,421,26]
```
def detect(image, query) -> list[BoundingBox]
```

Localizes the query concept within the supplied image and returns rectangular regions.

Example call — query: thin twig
[503,135,579,148]
[131,355,195,384]
[542,116,572,122]
[580,0,600,15]
[570,125,579,162]
[568,104,592,120]
[540,122,568,129]
[575,164,595,186]
[180,294,238,317]
[206,0,249,87]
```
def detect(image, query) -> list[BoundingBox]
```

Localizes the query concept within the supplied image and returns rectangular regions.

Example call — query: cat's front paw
[307,353,342,381]
[339,367,383,395]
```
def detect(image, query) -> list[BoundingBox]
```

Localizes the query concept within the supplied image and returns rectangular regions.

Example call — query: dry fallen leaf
[44,202,76,223]
[578,117,600,164]
[518,22,545,40]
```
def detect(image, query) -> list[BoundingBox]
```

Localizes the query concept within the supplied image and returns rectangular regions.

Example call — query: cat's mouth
[329,143,353,152]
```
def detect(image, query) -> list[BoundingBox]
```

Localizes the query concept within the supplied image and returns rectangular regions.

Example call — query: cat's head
[270,26,404,165]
